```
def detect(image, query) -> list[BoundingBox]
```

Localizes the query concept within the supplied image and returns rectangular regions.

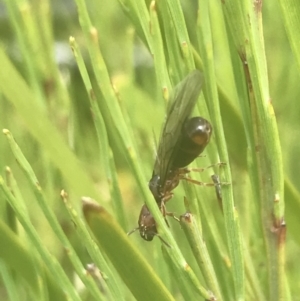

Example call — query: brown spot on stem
[180,212,192,223]
[238,48,253,93]
[205,292,217,301]
[254,0,262,14]
[278,219,286,247]
[271,216,286,246]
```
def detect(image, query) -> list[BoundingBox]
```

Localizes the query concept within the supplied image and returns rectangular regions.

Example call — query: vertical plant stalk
[69,37,127,230]
[221,1,285,300]
[242,3,285,300]
[197,1,245,300]
[277,0,300,73]
[165,0,195,70]
[180,212,223,301]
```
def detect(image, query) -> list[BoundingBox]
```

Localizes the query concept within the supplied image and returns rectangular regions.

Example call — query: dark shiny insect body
[149,116,212,204]
[135,70,212,242]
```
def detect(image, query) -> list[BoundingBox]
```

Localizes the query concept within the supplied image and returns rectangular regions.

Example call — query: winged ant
[128,70,224,244]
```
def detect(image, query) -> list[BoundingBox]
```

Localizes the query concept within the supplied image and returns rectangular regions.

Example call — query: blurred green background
[0,0,299,300]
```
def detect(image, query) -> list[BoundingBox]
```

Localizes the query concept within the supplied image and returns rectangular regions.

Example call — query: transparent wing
[153,70,204,185]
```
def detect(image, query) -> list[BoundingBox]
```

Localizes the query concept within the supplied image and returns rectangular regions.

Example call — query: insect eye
[142,232,155,241]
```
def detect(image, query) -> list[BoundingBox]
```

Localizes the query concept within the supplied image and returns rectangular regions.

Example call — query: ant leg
[187,162,227,173]
[165,211,180,222]
[181,176,230,187]
[160,201,180,222]
[160,202,171,227]
[162,193,173,203]
[157,235,171,248]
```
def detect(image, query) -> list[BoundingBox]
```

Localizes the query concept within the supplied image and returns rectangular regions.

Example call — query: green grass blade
[220,1,285,300]
[69,36,127,230]
[0,0,296,299]
[197,2,244,300]
[0,259,21,301]
[166,0,195,70]
[161,246,213,300]
[3,129,108,301]
[0,48,99,200]
[0,219,40,296]
[0,181,79,300]
[61,192,125,301]
[277,0,300,72]
[82,198,175,301]
[180,212,222,300]
[72,7,212,299]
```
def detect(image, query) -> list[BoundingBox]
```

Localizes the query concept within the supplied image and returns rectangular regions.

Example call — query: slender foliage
[0,0,299,300]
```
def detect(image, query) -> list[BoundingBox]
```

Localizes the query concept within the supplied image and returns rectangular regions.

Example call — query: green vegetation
[0,0,299,300]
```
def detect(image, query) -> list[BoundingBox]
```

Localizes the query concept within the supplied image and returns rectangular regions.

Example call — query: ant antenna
[127,228,171,248]
[157,234,172,248]
[127,227,139,236]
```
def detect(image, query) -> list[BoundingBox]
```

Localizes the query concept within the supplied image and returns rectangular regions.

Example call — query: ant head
[138,204,157,241]
[127,204,171,247]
